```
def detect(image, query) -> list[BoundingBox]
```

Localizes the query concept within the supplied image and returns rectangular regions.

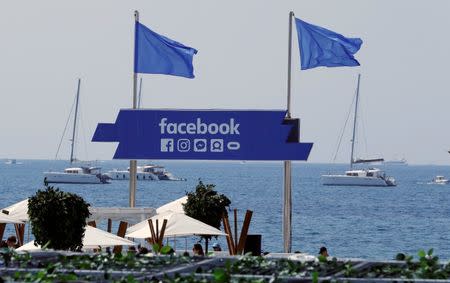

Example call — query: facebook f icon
[160,138,174,152]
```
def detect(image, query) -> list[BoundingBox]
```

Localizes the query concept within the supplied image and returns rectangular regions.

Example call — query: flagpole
[283,11,294,253]
[129,10,139,208]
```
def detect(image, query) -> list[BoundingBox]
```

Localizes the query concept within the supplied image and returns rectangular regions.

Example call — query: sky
[1,1,450,165]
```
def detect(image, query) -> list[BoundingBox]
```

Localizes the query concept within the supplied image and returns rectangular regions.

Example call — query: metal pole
[129,10,139,207]
[286,11,294,119]
[138,77,143,108]
[349,74,361,169]
[283,11,294,253]
[70,78,81,164]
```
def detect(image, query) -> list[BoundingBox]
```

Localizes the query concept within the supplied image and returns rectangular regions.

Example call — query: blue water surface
[1,160,449,260]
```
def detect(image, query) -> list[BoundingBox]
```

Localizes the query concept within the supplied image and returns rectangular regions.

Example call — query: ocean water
[1,160,450,260]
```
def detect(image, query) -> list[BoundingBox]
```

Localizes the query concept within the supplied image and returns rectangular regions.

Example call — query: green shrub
[28,185,91,251]
[183,181,231,248]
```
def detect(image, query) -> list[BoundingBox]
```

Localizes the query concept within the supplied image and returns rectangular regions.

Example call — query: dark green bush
[28,185,90,251]
[183,181,231,244]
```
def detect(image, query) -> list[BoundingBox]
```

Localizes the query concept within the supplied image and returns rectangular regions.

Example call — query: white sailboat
[322,74,396,187]
[44,79,110,184]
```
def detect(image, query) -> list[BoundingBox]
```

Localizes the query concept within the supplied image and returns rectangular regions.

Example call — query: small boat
[430,176,449,185]
[321,74,396,187]
[384,158,408,166]
[5,159,17,165]
[45,167,110,184]
[43,79,109,184]
[107,164,185,181]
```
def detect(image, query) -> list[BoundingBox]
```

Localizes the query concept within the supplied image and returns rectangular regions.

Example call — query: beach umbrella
[0,213,23,224]
[126,210,226,239]
[156,196,187,214]
[83,226,136,248]
[2,199,29,222]
[17,225,137,251]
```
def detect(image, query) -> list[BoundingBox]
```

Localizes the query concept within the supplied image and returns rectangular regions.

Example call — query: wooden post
[234,209,238,249]
[14,224,25,246]
[107,219,112,233]
[87,221,96,227]
[0,223,5,241]
[148,219,157,244]
[158,219,168,247]
[156,219,159,243]
[112,221,128,254]
[236,210,253,254]
[222,216,235,255]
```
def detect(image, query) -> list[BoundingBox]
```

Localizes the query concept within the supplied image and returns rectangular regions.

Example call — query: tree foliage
[183,181,231,241]
[28,186,91,251]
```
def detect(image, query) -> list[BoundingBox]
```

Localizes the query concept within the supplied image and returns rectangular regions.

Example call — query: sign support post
[283,11,294,253]
[129,10,139,208]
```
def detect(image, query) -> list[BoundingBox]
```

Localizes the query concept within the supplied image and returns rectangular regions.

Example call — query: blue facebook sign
[92,109,313,160]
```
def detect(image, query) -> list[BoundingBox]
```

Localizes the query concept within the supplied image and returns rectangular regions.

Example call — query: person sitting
[6,236,17,249]
[212,243,222,252]
[192,243,204,256]
[137,246,149,255]
[319,246,329,257]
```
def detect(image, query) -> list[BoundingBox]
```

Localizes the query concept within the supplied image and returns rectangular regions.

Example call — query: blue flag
[295,18,362,70]
[134,22,198,78]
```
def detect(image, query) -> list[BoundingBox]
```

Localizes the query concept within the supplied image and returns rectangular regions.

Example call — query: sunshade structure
[2,199,29,222]
[16,225,137,251]
[0,213,23,224]
[89,207,156,223]
[156,196,187,214]
[2,199,157,224]
[126,210,226,239]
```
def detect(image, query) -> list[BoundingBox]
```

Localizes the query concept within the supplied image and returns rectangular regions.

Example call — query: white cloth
[126,210,226,239]
[17,226,137,251]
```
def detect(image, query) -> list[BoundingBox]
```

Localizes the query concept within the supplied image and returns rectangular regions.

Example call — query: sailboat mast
[350,74,361,169]
[70,78,81,164]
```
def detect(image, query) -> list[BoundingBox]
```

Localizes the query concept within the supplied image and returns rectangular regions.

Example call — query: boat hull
[321,175,394,187]
[44,172,107,184]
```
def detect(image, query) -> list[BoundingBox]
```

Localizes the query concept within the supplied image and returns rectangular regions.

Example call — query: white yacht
[43,79,110,184]
[45,167,109,184]
[322,74,396,187]
[107,164,185,181]
[430,176,449,185]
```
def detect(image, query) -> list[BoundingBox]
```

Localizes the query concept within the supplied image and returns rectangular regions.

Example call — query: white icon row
[160,138,240,153]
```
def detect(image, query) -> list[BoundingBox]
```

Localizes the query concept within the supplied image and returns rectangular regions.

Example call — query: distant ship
[383,158,407,166]
[106,164,186,181]
[5,159,17,165]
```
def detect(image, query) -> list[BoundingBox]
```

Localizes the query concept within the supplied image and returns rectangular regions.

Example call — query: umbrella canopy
[16,226,136,251]
[2,199,29,222]
[126,210,226,239]
[156,196,187,214]
[83,226,136,248]
[0,213,23,224]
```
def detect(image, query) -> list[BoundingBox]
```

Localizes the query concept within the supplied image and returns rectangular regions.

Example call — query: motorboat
[5,159,17,165]
[430,176,449,185]
[45,167,110,184]
[322,74,396,187]
[107,164,186,181]
[43,79,109,184]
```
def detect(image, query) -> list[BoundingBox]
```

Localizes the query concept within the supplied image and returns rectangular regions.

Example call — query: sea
[1,160,450,261]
